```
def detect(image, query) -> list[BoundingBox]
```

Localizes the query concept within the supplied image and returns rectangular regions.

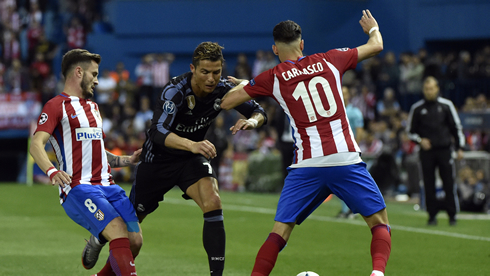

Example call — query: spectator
[351,84,376,123]
[3,29,21,66]
[252,49,266,77]
[261,51,279,72]
[205,114,229,184]
[95,68,117,115]
[26,19,43,63]
[152,52,174,105]
[5,58,30,93]
[458,168,488,213]
[378,51,399,94]
[66,16,86,50]
[134,54,154,108]
[34,32,59,67]
[233,53,252,80]
[133,96,153,133]
[30,52,51,92]
[376,87,400,123]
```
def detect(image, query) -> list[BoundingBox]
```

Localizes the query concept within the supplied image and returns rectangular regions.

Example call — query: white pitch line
[163,198,490,242]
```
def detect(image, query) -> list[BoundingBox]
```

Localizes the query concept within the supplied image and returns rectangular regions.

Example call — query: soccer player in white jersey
[29,49,142,276]
[221,10,391,276]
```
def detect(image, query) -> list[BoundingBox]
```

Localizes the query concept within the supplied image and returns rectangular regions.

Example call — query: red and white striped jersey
[244,48,362,167]
[35,92,114,203]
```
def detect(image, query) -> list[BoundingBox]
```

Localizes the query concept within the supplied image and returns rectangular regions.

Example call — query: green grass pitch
[0,183,489,275]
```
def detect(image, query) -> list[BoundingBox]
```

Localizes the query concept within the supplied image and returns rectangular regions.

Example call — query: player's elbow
[371,43,383,56]
[220,100,233,111]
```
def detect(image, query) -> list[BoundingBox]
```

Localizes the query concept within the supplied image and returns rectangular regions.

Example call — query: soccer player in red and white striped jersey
[221,10,391,276]
[30,49,142,276]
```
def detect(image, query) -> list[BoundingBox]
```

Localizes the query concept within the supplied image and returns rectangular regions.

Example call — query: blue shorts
[275,162,386,224]
[63,184,140,240]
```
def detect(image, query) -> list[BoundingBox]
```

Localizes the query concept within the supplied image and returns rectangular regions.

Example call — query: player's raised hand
[359,9,378,34]
[230,118,257,135]
[190,140,217,159]
[129,148,142,165]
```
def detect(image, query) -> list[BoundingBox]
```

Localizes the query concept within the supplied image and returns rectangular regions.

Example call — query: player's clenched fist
[190,140,217,159]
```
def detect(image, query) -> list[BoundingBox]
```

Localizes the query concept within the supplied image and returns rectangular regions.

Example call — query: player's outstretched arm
[229,112,265,135]
[357,9,383,62]
[220,84,252,110]
[30,131,72,187]
[106,148,142,168]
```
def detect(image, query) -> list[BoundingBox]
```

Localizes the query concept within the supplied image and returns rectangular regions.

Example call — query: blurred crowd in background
[1,0,489,213]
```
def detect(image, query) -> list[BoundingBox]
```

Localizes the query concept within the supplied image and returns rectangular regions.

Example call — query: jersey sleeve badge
[38,113,48,125]
[163,101,176,114]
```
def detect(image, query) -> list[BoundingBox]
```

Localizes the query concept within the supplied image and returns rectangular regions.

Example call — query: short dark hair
[273,20,302,44]
[192,42,224,67]
[61,49,101,79]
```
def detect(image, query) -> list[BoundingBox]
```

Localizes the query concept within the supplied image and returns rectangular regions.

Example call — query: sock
[370,224,391,273]
[203,209,225,276]
[96,258,116,276]
[108,238,136,276]
[251,233,287,276]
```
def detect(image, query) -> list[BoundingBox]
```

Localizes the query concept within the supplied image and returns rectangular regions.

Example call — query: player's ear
[272,44,278,56]
[300,39,304,51]
[75,66,83,78]
[190,63,195,73]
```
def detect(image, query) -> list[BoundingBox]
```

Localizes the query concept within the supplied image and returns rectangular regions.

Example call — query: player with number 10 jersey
[245,48,361,167]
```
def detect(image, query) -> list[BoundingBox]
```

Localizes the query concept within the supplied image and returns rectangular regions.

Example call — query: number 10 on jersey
[292,76,338,123]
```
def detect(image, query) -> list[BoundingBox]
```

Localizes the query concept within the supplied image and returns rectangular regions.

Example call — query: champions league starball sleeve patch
[163,101,176,114]
[38,113,48,125]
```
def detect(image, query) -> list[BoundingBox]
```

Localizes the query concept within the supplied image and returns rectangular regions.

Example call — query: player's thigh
[101,185,140,234]
[362,207,389,229]
[328,162,386,217]
[62,184,123,240]
[275,167,331,225]
[177,155,219,207]
[130,162,180,217]
[185,177,221,212]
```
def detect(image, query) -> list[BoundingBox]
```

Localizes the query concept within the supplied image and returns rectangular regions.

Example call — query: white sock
[371,270,384,276]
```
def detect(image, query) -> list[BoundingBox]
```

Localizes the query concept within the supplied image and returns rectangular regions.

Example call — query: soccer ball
[296,272,319,276]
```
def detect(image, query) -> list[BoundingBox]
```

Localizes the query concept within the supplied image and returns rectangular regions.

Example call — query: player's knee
[202,194,222,211]
[130,233,143,258]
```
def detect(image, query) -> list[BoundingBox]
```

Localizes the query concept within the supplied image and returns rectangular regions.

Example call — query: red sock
[251,233,287,276]
[108,238,137,276]
[96,259,116,276]
[370,224,391,273]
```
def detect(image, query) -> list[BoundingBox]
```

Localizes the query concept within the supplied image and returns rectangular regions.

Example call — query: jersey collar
[285,56,306,64]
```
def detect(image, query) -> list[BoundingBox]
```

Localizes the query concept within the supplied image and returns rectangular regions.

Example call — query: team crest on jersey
[213,98,222,111]
[94,209,104,221]
[335,47,349,51]
[163,101,176,114]
[186,96,196,110]
[38,113,48,125]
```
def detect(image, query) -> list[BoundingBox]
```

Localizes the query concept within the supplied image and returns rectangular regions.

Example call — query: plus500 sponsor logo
[75,127,103,141]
